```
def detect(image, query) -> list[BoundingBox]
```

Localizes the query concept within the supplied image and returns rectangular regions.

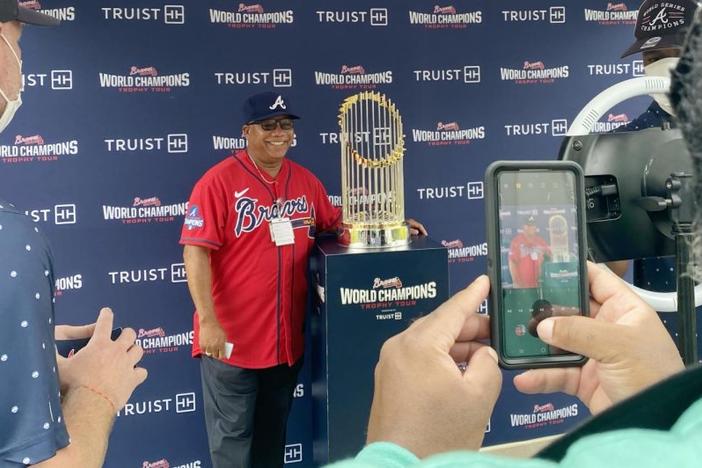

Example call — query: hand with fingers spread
[514,262,684,414]
[367,275,501,458]
[57,307,148,411]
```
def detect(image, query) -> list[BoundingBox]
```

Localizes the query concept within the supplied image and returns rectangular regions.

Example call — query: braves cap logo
[269,95,287,110]
[649,7,670,26]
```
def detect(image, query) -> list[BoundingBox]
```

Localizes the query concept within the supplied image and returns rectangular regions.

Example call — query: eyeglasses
[254,118,294,131]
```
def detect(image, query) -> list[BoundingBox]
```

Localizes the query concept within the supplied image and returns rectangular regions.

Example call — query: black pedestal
[311,236,449,465]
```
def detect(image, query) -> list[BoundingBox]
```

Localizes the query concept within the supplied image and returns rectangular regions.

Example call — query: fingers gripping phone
[485,161,589,369]
[55,328,123,358]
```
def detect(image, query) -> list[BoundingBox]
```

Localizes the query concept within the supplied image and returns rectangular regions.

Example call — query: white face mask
[644,56,679,116]
[0,32,23,134]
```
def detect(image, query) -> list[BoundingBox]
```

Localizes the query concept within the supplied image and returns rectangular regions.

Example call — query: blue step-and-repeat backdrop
[1,1,658,467]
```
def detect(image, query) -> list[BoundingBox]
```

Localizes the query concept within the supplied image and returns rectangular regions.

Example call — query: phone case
[485,160,589,369]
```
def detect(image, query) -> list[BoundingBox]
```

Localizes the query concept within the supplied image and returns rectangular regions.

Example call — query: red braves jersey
[180,150,341,369]
[509,233,551,288]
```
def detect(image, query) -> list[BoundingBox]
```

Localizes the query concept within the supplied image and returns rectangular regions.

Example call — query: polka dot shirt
[0,200,69,466]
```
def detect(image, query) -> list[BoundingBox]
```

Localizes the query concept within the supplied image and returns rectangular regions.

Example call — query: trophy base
[338,222,410,249]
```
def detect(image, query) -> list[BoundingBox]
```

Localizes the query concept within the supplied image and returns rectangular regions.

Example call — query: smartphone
[55,327,123,358]
[485,161,589,369]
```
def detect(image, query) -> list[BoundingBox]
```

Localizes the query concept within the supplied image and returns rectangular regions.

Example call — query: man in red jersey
[508,216,551,288]
[181,91,426,468]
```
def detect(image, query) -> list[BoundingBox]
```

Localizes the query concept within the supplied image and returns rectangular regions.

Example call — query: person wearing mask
[0,1,148,466]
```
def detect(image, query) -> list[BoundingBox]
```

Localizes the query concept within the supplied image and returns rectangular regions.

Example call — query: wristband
[79,384,117,414]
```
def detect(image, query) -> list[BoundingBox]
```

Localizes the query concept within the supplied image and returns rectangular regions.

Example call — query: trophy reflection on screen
[337,91,409,248]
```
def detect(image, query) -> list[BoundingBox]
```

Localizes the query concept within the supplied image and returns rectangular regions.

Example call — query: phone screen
[496,170,584,359]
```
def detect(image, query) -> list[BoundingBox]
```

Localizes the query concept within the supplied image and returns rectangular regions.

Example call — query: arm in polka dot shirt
[0,201,68,466]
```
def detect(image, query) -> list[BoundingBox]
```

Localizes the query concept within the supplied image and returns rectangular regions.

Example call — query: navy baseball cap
[621,0,699,58]
[242,92,300,124]
[0,0,60,26]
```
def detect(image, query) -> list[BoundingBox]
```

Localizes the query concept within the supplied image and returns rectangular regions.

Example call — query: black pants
[200,357,302,468]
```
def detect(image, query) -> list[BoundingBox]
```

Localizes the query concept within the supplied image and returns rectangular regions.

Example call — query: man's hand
[57,308,148,411]
[199,318,227,359]
[514,262,684,414]
[407,218,428,236]
[55,323,96,340]
[367,275,501,458]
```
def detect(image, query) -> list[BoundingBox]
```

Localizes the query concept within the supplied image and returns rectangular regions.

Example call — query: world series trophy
[311,91,449,463]
[337,91,409,248]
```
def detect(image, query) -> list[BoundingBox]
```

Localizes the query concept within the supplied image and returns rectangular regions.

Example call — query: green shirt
[327,367,702,468]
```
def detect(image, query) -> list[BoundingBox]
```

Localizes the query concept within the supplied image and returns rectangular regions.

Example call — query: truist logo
[500,61,569,84]
[408,5,482,28]
[412,121,486,146]
[136,327,194,354]
[99,66,190,93]
[373,277,403,289]
[413,66,481,83]
[442,240,488,263]
[104,134,189,154]
[502,7,566,23]
[316,8,388,26]
[584,2,638,24]
[592,113,631,132]
[1,134,78,163]
[209,2,294,28]
[102,198,187,224]
[21,1,75,21]
[214,69,292,87]
[510,403,579,428]
[504,119,569,137]
[102,6,185,24]
[25,204,77,225]
[117,392,197,417]
[587,60,644,77]
[23,69,73,90]
[108,263,187,284]
[641,3,688,33]
[314,65,392,90]
[416,181,484,200]
[234,195,310,237]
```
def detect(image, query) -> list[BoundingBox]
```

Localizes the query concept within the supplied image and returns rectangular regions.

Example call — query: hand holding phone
[485,161,589,369]
[56,327,123,357]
